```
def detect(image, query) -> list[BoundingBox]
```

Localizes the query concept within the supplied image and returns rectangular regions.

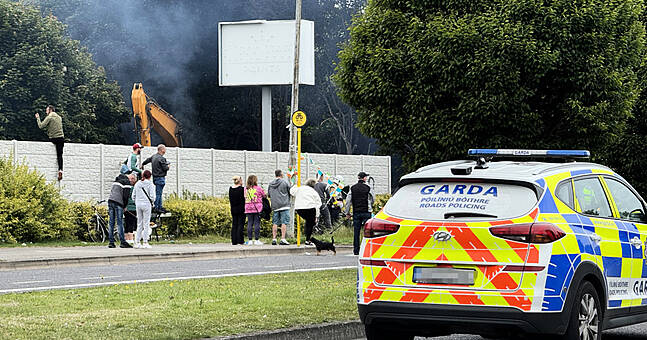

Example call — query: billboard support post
[262,86,271,152]
[218,16,313,237]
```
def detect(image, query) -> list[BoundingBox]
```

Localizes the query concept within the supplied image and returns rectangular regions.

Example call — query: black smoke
[25,0,372,153]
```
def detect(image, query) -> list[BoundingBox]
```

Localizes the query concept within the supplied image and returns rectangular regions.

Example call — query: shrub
[0,157,75,243]
[68,201,108,241]
[373,194,392,213]
[162,194,272,238]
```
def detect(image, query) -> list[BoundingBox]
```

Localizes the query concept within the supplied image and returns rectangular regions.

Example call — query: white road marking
[11,280,51,285]
[79,276,122,280]
[0,266,356,294]
[311,262,341,265]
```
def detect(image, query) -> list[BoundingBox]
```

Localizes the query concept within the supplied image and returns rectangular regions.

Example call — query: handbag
[261,197,271,220]
[141,184,155,208]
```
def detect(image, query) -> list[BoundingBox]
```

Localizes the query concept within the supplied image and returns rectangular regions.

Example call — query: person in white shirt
[290,179,321,245]
[132,170,156,249]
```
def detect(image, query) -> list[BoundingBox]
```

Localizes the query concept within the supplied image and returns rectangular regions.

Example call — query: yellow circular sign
[292,111,307,127]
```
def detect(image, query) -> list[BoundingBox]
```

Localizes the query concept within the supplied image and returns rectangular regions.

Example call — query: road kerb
[0,245,353,271]
[212,320,364,340]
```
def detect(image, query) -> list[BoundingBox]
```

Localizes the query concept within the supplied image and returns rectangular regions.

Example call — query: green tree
[335,0,646,171]
[0,0,128,143]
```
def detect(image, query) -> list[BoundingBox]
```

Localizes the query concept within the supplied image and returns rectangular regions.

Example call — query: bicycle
[87,200,119,243]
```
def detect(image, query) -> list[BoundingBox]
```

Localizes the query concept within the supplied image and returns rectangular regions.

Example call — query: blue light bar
[468,149,590,158]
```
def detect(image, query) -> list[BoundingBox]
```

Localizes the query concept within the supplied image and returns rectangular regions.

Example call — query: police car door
[573,176,630,308]
[602,177,647,307]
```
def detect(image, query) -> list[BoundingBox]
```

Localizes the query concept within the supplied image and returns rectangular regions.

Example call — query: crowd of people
[228,170,375,254]
[107,143,171,249]
[34,108,376,254]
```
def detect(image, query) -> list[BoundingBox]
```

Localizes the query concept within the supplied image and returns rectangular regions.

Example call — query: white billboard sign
[218,20,315,86]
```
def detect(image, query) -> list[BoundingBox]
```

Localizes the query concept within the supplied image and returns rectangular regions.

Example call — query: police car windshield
[385,181,537,221]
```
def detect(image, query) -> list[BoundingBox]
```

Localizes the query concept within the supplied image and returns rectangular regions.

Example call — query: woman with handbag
[244,175,266,245]
[132,170,156,249]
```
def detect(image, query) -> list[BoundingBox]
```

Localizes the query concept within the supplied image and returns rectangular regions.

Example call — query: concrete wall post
[100,144,104,201]
[176,147,181,196]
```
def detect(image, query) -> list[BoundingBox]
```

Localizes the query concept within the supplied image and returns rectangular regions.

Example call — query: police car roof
[401,160,614,184]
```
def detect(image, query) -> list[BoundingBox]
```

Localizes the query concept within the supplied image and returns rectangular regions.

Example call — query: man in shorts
[267,169,291,245]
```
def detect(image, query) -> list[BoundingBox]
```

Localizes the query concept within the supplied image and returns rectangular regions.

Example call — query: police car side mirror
[629,209,647,223]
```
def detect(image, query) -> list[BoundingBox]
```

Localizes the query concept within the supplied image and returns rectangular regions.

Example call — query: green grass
[0,224,357,248]
[0,269,358,340]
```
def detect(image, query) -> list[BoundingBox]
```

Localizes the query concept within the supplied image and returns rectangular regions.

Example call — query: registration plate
[412,267,475,285]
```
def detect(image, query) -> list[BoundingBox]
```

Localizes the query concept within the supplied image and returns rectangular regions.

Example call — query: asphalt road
[0,252,356,294]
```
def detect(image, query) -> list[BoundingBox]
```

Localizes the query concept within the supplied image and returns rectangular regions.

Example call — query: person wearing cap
[345,171,375,255]
[128,143,144,177]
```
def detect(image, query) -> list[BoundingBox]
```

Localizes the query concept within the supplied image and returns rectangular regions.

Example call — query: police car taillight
[363,219,399,238]
[359,259,387,267]
[489,222,565,243]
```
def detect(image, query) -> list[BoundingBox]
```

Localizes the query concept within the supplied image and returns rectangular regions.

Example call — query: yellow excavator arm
[131,83,183,147]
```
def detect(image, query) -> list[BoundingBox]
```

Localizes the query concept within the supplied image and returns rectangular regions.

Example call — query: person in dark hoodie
[107,173,136,248]
[228,176,245,245]
[267,169,291,245]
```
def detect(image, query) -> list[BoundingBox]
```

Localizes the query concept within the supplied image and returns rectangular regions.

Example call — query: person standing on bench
[35,105,64,181]
[142,144,170,213]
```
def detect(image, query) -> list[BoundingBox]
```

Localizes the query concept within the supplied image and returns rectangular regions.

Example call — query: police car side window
[604,178,646,222]
[555,180,574,209]
[573,178,613,218]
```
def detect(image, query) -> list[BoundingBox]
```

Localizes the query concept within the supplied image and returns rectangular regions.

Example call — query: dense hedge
[0,158,76,243]
[162,193,271,238]
[161,192,392,238]
[68,200,108,242]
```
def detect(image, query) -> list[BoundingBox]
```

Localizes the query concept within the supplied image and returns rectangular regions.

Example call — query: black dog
[310,236,336,255]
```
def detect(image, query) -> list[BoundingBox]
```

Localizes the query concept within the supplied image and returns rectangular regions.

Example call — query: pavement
[0,242,353,271]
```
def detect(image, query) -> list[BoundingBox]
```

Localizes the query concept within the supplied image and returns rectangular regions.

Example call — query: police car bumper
[359,301,568,337]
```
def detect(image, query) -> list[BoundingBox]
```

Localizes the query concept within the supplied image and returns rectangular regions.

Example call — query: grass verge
[0,269,357,340]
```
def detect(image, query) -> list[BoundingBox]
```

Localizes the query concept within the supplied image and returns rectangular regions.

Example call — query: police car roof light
[468,149,590,159]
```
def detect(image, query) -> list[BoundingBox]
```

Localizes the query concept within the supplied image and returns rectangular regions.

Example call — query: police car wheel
[364,323,414,340]
[562,281,601,340]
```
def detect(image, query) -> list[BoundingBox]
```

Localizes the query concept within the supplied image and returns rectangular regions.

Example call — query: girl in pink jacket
[244,175,266,245]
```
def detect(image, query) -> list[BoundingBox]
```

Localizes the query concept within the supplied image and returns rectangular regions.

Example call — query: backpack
[261,197,271,220]
[120,163,130,174]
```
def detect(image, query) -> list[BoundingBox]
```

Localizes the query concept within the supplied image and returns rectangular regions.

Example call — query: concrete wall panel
[0,140,391,201]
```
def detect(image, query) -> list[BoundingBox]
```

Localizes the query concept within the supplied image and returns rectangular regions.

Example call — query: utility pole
[288,0,302,237]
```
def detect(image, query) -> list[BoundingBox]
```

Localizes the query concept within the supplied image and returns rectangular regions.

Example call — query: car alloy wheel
[578,293,599,340]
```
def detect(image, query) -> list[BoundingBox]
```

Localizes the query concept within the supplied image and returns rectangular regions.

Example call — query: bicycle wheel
[87,216,104,242]
[99,217,116,243]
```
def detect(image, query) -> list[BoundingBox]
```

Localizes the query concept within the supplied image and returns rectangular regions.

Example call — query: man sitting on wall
[35,105,64,181]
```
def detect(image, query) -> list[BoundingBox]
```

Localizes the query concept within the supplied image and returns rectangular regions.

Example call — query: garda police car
[359,149,647,340]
